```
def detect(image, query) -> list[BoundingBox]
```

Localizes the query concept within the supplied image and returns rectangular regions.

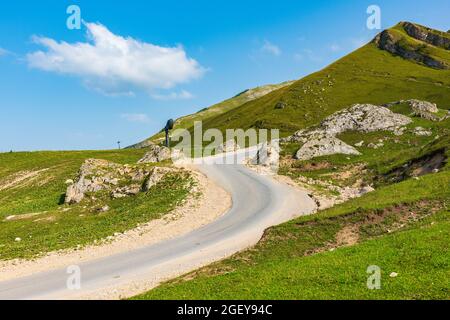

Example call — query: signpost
[165,119,174,147]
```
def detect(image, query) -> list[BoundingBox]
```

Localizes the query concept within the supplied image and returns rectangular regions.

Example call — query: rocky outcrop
[321,104,412,135]
[286,104,412,144]
[251,142,280,167]
[142,167,170,191]
[65,159,119,204]
[385,99,449,122]
[406,99,448,121]
[283,104,412,161]
[138,144,171,163]
[373,29,448,69]
[217,140,240,153]
[408,99,438,114]
[402,22,450,50]
[65,159,171,204]
[295,136,361,161]
[413,127,433,137]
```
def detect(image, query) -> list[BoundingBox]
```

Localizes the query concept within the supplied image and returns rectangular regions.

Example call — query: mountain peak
[373,22,449,69]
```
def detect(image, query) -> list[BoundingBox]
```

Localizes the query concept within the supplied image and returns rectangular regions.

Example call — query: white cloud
[293,53,303,61]
[261,40,281,56]
[120,113,150,123]
[27,22,205,95]
[0,47,9,56]
[293,49,322,63]
[151,89,194,101]
[330,44,341,52]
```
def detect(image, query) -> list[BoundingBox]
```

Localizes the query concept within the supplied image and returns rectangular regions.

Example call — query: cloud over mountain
[261,40,281,56]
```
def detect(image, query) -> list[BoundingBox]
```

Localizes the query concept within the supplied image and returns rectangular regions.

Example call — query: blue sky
[0,0,449,151]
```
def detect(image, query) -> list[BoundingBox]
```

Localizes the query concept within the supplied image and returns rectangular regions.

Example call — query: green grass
[131,23,450,300]
[0,150,193,260]
[134,81,294,146]
[133,171,450,300]
[279,113,449,189]
[3,22,449,301]
[177,24,449,139]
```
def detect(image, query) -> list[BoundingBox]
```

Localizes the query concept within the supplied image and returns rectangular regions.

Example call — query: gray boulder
[65,159,120,204]
[406,99,442,121]
[413,127,433,136]
[217,140,240,153]
[251,142,280,167]
[138,144,171,163]
[288,104,412,144]
[65,159,170,204]
[295,137,361,161]
[142,167,169,191]
[320,104,412,135]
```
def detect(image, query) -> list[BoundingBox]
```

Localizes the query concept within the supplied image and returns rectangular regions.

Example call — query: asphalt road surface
[0,150,316,299]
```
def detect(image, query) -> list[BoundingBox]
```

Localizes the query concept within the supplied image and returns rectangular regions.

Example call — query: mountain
[133,22,450,300]
[132,22,449,145]
[190,22,449,138]
[127,81,294,148]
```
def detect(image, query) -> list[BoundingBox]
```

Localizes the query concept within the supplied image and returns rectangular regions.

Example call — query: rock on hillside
[138,144,172,163]
[321,104,412,136]
[284,103,412,160]
[217,140,240,153]
[295,136,361,161]
[385,99,450,121]
[402,22,450,50]
[251,142,280,167]
[287,104,412,144]
[374,22,449,69]
[65,159,172,204]
[407,99,448,121]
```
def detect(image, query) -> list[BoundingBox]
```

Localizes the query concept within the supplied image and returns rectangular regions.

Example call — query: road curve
[0,150,316,300]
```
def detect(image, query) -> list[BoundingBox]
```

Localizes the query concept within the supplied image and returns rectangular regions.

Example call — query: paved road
[0,150,316,299]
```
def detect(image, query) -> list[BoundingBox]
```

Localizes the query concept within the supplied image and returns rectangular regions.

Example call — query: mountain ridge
[132,21,449,147]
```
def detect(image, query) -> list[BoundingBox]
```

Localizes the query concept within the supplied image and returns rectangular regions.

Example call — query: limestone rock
[402,22,450,50]
[138,144,171,163]
[217,140,240,153]
[373,28,448,69]
[390,272,399,278]
[406,99,444,121]
[98,205,110,212]
[413,127,433,136]
[251,142,280,167]
[64,159,172,204]
[284,104,412,160]
[288,104,411,145]
[142,167,168,191]
[295,137,361,161]
[320,104,412,135]
[111,185,141,199]
[65,159,119,204]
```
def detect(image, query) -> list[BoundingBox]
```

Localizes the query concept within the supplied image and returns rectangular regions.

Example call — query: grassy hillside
[193,23,449,137]
[130,81,294,148]
[133,22,450,300]
[134,165,449,300]
[0,150,193,260]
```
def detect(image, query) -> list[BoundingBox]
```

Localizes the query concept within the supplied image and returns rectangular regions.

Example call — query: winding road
[0,149,316,300]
